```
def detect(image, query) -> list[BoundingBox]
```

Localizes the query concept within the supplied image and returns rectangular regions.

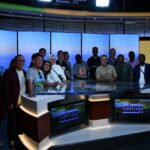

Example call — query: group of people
[73,47,150,85]
[0,46,150,149]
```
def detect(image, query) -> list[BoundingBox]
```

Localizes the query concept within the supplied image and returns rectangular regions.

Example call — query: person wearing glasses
[2,55,26,148]
[42,60,59,86]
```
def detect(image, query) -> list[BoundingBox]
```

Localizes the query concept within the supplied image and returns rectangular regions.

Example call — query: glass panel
[82,33,109,61]
[110,34,139,60]
[0,30,17,73]
[18,31,50,70]
[51,32,81,66]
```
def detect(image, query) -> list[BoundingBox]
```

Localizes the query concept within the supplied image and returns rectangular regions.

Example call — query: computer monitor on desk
[48,95,88,136]
[110,92,150,122]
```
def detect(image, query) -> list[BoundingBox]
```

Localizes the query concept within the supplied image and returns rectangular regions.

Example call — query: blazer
[2,68,26,107]
[133,63,150,84]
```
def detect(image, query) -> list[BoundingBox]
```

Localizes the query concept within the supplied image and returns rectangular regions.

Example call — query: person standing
[96,55,117,82]
[49,55,66,83]
[133,54,150,85]
[38,48,46,60]
[4,55,26,148]
[26,53,45,97]
[108,48,117,66]
[73,54,88,80]
[56,50,71,80]
[87,47,100,80]
[128,51,138,69]
[115,54,133,82]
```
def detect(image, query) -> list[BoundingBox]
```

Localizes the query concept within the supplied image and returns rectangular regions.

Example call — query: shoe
[0,140,4,147]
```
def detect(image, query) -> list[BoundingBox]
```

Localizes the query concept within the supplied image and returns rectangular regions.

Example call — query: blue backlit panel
[51,32,81,66]
[82,33,109,61]
[0,30,17,72]
[110,34,139,60]
[18,32,50,69]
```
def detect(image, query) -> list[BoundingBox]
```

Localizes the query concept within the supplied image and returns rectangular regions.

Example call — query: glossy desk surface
[35,80,150,95]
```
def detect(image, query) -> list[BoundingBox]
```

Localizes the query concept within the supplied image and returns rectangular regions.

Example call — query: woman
[42,61,59,87]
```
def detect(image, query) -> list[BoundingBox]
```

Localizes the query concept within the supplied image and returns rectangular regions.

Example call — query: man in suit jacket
[3,55,26,148]
[133,54,150,85]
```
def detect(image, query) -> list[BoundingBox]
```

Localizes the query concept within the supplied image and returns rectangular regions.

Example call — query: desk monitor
[48,95,88,136]
[110,93,150,122]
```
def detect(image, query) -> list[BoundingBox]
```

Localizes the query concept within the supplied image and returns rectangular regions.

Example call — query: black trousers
[7,107,21,142]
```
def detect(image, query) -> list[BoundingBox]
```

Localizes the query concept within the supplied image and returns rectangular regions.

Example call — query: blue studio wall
[0,30,139,72]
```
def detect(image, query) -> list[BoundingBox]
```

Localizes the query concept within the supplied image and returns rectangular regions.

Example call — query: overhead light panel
[38,0,52,2]
[96,0,110,7]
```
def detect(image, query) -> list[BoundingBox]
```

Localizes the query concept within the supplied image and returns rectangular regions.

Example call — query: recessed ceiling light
[38,0,52,2]
[96,0,110,7]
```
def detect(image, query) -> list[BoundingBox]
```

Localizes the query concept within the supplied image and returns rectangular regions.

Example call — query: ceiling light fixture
[38,0,52,2]
[96,0,110,7]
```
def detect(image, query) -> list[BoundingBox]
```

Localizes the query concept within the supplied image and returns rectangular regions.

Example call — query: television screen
[112,98,150,122]
[48,96,88,135]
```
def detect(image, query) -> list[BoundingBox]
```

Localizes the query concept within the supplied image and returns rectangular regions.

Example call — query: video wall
[0,30,139,71]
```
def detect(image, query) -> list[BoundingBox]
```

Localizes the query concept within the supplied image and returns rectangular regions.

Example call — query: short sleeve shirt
[26,67,45,93]
[96,65,117,81]
[73,61,88,79]
[115,63,133,82]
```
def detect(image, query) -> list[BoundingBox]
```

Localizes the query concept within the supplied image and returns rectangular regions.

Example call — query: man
[87,47,100,80]
[29,48,46,68]
[56,50,71,80]
[96,55,117,82]
[49,55,66,83]
[128,51,138,69]
[4,55,26,147]
[73,54,88,80]
[64,51,71,77]
[39,48,46,59]
[115,54,133,82]
[108,48,117,66]
[26,53,45,97]
[133,54,150,85]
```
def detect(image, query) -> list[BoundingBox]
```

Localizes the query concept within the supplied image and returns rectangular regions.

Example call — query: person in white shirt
[48,55,66,83]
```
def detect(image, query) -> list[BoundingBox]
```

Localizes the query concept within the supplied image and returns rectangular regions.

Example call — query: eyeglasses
[38,71,42,79]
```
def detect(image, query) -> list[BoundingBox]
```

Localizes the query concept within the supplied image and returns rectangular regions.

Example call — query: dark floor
[1,117,150,150]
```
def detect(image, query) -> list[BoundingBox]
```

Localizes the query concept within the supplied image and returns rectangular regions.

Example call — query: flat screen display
[48,98,88,135]
[113,98,150,122]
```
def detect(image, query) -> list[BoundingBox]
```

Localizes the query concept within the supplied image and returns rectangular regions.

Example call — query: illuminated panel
[96,0,110,7]
[51,32,81,66]
[38,0,52,2]
[0,30,17,70]
[139,40,150,63]
[18,32,50,69]
[82,33,109,61]
[88,94,110,102]
[110,34,139,60]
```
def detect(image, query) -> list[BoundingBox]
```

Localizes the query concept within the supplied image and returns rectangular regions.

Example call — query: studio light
[96,0,110,7]
[38,0,52,2]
